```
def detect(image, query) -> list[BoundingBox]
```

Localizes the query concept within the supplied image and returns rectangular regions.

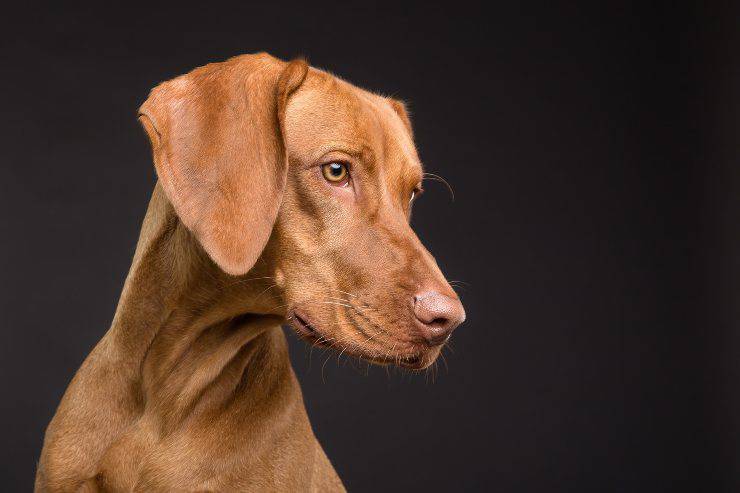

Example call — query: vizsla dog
[36,53,465,492]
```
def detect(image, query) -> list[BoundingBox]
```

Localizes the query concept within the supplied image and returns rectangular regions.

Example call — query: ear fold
[138,54,308,275]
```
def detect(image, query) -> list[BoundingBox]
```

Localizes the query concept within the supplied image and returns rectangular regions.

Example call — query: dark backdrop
[2,2,738,491]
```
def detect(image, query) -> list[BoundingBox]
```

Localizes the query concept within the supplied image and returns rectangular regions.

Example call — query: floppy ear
[138,54,308,275]
[389,99,414,137]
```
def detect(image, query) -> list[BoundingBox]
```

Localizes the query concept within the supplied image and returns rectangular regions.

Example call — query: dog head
[139,53,464,370]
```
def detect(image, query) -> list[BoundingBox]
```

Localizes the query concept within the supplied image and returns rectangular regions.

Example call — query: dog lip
[289,310,431,369]
[289,311,319,339]
[398,353,426,370]
[365,352,427,369]
[291,312,316,335]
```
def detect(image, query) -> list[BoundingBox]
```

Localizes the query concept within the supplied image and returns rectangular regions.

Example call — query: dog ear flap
[389,99,414,137]
[138,54,308,275]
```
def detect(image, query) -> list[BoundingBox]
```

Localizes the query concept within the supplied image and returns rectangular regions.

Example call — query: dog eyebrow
[310,141,369,163]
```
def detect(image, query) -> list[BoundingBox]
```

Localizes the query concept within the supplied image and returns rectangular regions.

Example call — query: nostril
[413,290,465,346]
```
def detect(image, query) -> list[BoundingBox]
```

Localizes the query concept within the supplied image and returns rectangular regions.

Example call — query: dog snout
[412,291,465,346]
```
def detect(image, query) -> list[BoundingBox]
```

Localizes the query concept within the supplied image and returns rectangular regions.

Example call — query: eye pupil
[322,162,348,183]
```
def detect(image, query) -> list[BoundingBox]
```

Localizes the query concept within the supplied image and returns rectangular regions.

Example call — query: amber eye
[321,162,349,184]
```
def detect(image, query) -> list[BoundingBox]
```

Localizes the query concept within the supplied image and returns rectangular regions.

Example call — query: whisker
[423,172,455,201]
[253,283,279,304]
[321,352,332,383]
[448,280,470,287]
[323,296,375,311]
[328,288,359,299]
[226,275,276,287]
[316,300,358,310]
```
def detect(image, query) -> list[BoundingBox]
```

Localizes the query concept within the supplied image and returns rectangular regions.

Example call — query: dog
[36,53,465,492]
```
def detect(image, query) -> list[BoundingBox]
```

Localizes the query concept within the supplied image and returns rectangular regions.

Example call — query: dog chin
[287,310,436,370]
[363,351,438,370]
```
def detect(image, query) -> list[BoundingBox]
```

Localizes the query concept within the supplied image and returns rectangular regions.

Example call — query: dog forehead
[283,75,376,157]
[283,71,419,170]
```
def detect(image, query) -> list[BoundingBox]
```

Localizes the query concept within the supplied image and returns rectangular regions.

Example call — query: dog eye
[322,162,350,185]
[410,186,423,204]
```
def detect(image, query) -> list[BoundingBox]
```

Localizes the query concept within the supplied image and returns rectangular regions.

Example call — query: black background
[2,2,738,491]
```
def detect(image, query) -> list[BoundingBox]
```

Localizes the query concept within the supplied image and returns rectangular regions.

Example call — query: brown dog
[36,53,465,492]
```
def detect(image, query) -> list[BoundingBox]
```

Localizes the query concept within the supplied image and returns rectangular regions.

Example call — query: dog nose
[413,291,465,346]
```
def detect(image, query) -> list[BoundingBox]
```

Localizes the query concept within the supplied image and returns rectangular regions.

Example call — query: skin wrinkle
[36,53,463,492]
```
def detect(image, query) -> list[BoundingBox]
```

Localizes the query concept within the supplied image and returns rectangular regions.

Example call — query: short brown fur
[36,53,463,492]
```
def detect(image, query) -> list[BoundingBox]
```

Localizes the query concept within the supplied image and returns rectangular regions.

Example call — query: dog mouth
[291,312,321,339]
[288,310,428,370]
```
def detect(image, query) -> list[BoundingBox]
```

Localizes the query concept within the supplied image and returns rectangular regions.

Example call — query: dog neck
[105,184,290,427]
[36,184,320,492]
